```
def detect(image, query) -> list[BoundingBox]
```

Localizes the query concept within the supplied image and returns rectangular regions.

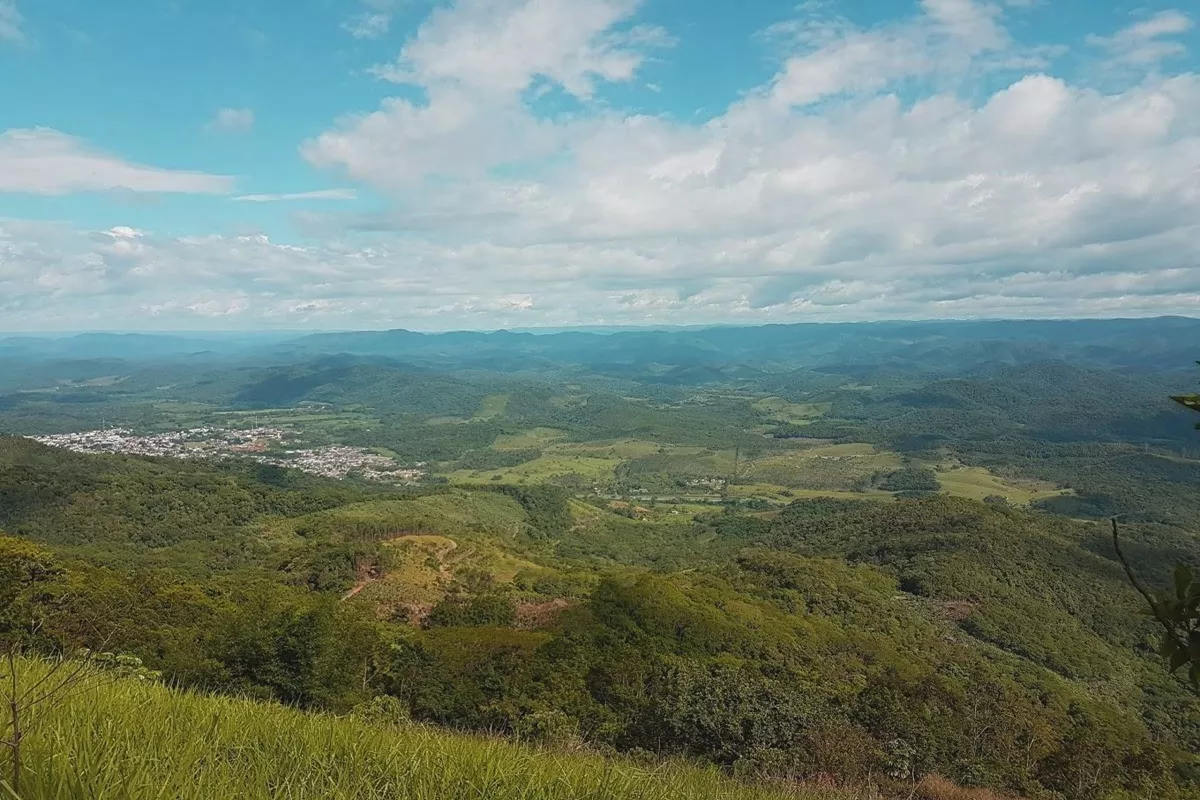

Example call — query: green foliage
[1155,562,1200,689]
[876,466,940,493]
[482,484,572,539]
[350,693,410,726]
[0,535,64,649]
[452,448,542,471]
[6,338,1200,798]
[1142,370,1200,690]
[6,657,824,800]
[425,594,516,628]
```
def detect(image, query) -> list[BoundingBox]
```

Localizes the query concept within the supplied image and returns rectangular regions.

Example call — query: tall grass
[2,659,847,800]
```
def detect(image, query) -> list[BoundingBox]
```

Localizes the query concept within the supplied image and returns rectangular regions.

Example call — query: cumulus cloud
[1087,10,1193,66]
[303,0,670,186]
[0,128,234,195]
[207,107,255,133]
[233,189,358,202]
[3,0,1200,329]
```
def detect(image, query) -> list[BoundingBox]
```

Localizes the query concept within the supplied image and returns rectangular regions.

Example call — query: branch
[1111,518,1190,654]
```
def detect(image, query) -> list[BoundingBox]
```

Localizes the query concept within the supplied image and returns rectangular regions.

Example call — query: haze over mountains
[3,317,1199,372]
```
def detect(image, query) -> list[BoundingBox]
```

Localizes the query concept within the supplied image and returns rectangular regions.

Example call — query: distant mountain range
[2,317,1198,375]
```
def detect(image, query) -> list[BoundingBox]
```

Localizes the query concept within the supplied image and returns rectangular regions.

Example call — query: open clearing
[752,397,831,424]
[446,438,682,484]
[492,427,567,450]
[473,393,511,421]
[933,466,1069,505]
[743,443,902,490]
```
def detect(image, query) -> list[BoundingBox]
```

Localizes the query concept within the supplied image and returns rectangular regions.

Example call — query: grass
[354,533,546,617]
[752,397,831,425]
[726,483,893,503]
[743,444,902,491]
[266,492,531,543]
[4,659,845,800]
[932,466,1069,506]
[445,439,674,484]
[447,454,622,485]
[492,428,568,450]
[473,394,512,421]
[449,440,739,486]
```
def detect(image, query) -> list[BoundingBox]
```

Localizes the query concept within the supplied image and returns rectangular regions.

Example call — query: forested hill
[3,317,1199,371]
[2,438,1198,798]
[276,317,1200,371]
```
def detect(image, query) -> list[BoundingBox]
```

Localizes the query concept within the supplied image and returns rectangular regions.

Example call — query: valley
[2,318,1199,799]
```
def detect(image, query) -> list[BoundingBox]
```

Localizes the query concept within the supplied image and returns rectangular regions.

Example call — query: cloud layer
[2,0,1199,330]
[0,129,234,195]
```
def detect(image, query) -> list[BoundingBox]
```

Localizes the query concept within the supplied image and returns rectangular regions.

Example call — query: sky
[0,0,1198,332]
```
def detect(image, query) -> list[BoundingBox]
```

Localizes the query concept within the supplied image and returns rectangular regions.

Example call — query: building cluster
[27,427,425,484]
[278,445,426,482]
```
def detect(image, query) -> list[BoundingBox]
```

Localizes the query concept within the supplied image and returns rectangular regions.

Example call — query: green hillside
[3,658,839,800]
[2,435,1198,799]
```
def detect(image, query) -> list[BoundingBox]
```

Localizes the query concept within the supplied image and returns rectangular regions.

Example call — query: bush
[514,709,580,748]
[425,594,516,628]
[350,694,410,727]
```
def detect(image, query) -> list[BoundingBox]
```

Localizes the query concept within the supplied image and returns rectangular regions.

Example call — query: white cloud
[380,0,666,97]
[0,128,234,195]
[1087,10,1193,66]
[0,0,22,44]
[303,0,669,185]
[3,0,1200,329]
[233,189,358,202]
[207,107,255,133]
[343,12,391,39]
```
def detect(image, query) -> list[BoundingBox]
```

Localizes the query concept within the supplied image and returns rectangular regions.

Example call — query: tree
[0,536,108,795]
[1171,365,1200,428]
[1114,371,1200,690]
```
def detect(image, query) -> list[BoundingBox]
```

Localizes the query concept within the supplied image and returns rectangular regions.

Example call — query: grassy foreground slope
[8,660,838,800]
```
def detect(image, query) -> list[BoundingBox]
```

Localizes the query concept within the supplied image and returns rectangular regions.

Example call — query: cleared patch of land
[446,438,679,484]
[492,427,567,450]
[473,393,511,420]
[726,483,893,502]
[743,443,902,491]
[752,397,831,424]
[933,466,1069,505]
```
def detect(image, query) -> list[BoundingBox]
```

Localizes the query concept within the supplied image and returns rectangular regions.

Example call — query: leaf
[1174,564,1194,601]
[1160,637,1180,660]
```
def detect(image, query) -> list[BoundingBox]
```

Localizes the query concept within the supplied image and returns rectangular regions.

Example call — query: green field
[473,393,512,420]
[751,397,831,424]
[933,466,1070,505]
[743,443,902,491]
[445,439,677,484]
[492,428,568,450]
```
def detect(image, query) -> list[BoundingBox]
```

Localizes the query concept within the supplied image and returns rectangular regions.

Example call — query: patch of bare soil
[514,598,573,629]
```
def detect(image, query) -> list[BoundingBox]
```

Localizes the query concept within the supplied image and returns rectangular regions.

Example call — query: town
[28,427,426,484]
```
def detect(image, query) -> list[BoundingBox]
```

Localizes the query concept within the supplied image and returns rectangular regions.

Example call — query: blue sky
[1,0,1197,331]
